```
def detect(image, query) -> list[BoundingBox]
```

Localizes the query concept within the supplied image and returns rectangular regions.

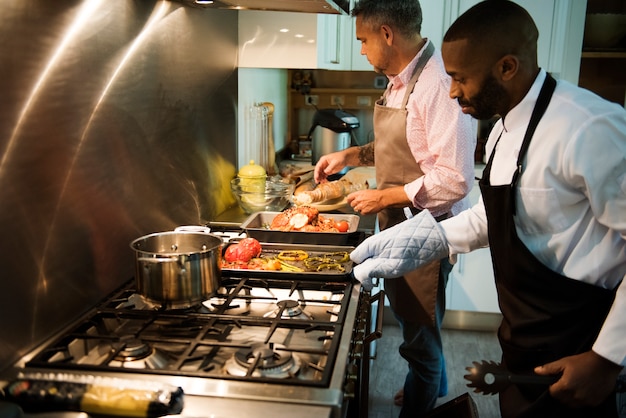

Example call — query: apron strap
[508,72,557,215]
[511,73,557,188]
[400,41,434,109]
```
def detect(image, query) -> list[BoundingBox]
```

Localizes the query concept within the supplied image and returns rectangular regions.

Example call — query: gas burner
[117,293,215,313]
[224,343,301,378]
[110,339,170,369]
[263,299,313,320]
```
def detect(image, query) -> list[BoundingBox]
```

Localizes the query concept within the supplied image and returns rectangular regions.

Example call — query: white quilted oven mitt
[350,210,449,290]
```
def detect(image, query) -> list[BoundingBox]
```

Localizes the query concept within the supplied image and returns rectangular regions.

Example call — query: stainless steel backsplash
[0,0,238,370]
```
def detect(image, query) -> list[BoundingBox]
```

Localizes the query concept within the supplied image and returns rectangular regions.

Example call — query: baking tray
[221,242,355,280]
[240,211,360,245]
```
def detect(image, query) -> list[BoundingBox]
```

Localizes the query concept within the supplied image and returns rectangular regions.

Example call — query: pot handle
[175,225,211,234]
[137,256,179,263]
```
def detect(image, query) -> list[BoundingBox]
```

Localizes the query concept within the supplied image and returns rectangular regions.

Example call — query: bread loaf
[293,178,367,205]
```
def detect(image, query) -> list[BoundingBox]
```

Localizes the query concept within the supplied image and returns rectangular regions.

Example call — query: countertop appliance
[0,229,383,418]
[308,109,360,171]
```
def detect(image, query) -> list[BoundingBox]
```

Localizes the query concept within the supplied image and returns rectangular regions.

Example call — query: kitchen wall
[0,0,238,371]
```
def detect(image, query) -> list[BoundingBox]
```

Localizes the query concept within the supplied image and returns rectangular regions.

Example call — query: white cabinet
[239,9,356,70]
[239,1,373,71]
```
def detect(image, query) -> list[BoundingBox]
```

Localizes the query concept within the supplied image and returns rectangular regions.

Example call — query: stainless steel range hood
[179,0,349,14]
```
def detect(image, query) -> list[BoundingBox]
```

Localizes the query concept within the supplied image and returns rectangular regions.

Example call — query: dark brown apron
[374,42,442,325]
[479,73,617,417]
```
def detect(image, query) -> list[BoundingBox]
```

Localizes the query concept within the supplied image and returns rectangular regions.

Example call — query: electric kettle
[307,109,360,167]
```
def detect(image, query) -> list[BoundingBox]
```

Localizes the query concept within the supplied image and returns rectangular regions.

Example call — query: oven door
[346,289,385,418]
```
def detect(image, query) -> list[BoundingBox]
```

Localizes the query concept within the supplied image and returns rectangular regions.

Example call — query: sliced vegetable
[276,259,304,272]
[277,250,309,261]
[316,263,345,272]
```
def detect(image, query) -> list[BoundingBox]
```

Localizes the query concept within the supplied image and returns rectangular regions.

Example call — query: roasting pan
[221,242,355,280]
[240,211,360,245]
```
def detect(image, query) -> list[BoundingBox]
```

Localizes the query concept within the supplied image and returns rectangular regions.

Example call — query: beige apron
[374,42,441,325]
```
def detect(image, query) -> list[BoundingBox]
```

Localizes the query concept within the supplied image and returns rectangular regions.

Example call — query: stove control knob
[351,341,364,358]
[352,330,365,342]
[346,363,359,380]
[343,380,356,399]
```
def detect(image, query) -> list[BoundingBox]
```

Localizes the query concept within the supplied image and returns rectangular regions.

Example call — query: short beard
[462,74,508,120]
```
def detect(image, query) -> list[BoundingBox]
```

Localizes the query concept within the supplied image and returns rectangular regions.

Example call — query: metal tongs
[464,360,558,395]
[465,360,626,396]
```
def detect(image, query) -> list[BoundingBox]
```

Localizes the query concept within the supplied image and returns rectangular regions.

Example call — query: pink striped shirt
[384,40,477,217]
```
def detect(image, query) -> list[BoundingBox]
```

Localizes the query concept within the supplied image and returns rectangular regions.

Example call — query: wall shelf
[581,50,626,58]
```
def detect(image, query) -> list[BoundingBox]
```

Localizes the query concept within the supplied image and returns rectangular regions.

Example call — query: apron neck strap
[511,72,557,186]
[400,41,434,108]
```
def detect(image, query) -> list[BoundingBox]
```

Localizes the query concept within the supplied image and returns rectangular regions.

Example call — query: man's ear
[381,24,393,45]
[499,55,519,81]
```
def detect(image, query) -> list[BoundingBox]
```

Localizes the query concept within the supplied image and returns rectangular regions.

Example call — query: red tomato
[335,220,350,232]
[223,238,262,262]
[239,238,262,257]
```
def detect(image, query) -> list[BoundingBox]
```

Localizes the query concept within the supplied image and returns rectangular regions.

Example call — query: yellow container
[237,160,266,192]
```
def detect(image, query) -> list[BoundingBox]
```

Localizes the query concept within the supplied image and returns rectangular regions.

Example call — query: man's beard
[459,74,508,120]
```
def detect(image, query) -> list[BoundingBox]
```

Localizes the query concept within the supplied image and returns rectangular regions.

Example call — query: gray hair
[351,0,422,37]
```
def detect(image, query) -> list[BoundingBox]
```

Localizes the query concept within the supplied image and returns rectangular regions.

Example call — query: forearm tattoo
[358,142,375,164]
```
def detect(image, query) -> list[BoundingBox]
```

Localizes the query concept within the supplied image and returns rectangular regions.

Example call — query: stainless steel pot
[130,230,222,308]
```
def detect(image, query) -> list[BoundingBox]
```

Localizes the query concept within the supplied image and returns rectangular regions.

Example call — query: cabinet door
[317,13,352,70]
[239,10,353,70]
[420,0,450,49]
[239,11,318,69]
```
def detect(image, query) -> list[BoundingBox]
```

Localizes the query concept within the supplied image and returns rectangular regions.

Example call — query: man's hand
[313,151,347,183]
[347,186,411,216]
[534,351,623,408]
[346,189,386,215]
[350,210,449,289]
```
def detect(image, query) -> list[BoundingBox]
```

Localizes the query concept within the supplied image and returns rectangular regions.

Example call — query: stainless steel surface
[131,231,223,307]
[312,128,352,166]
[0,1,238,373]
[176,0,349,14]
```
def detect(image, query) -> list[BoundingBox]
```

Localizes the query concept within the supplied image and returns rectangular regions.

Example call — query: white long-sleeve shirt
[384,40,477,217]
[442,70,626,367]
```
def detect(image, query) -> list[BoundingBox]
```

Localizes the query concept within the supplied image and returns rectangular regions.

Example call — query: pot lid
[238,160,267,178]
[311,109,360,132]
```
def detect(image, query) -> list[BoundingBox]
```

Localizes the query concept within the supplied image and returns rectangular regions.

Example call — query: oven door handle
[364,290,385,344]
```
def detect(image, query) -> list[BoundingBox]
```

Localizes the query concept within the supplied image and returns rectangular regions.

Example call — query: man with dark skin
[350,1,626,417]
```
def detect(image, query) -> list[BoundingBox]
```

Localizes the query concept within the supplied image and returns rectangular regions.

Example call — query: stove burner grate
[110,339,171,370]
[224,343,301,378]
[263,299,313,320]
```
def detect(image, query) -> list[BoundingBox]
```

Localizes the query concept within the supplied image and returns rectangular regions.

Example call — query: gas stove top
[23,276,352,385]
[3,273,364,417]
